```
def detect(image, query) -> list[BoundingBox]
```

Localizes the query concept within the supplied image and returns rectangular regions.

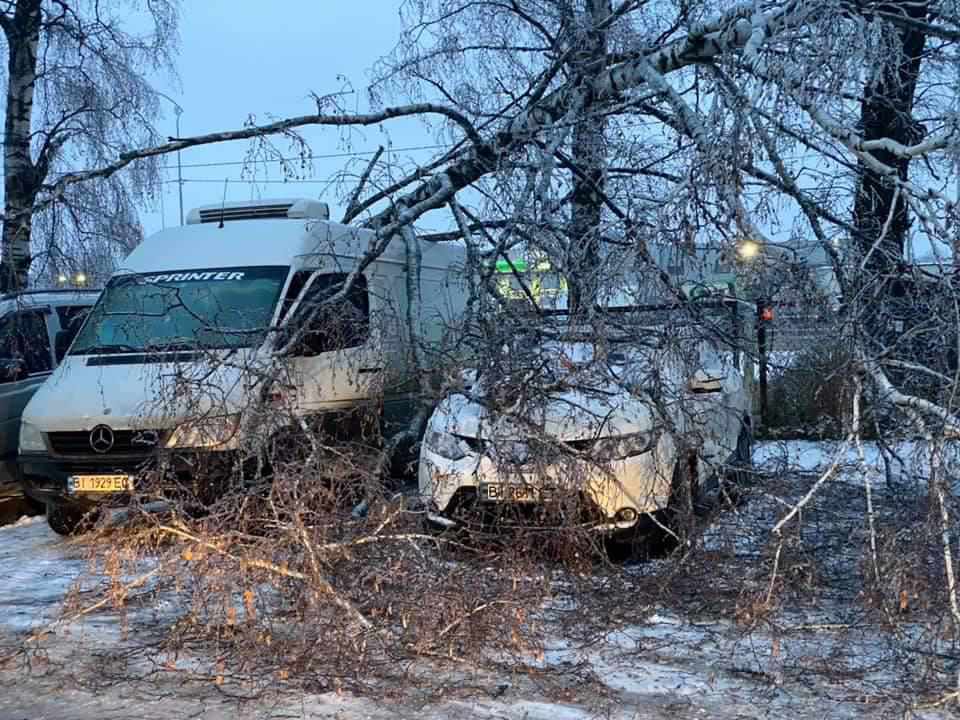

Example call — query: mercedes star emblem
[89,425,115,454]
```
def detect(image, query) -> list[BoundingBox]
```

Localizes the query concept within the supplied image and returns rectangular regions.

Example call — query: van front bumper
[18,450,240,507]
[19,452,145,505]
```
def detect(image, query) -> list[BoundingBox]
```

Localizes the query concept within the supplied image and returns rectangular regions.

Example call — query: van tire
[47,502,101,536]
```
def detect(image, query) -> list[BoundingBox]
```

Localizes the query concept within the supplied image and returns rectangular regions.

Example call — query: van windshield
[70,266,289,354]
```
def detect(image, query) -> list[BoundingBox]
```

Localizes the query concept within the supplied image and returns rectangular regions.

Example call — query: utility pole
[756,298,771,429]
[156,92,184,225]
[174,104,184,225]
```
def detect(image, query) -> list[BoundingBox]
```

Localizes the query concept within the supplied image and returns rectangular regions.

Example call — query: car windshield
[70,266,289,354]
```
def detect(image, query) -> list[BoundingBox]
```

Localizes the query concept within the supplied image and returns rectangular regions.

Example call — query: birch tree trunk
[853,0,928,277]
[567,0,610,313]
[1,0,42,292]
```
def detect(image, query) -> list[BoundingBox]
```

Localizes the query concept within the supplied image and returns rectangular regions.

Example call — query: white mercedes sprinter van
[18,198,468,534]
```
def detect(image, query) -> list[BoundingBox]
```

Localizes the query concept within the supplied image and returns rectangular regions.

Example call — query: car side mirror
[688,368,723,394]
[55,329,74,364]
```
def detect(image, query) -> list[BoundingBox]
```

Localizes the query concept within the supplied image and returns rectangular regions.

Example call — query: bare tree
[13,2,960,707]
[0,0,180,290]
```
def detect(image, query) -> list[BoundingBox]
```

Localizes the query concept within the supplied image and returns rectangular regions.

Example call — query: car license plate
[480,483,541,503]
[68,474,133,494]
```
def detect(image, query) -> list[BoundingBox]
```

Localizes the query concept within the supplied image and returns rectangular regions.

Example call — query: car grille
[48,430,164,456]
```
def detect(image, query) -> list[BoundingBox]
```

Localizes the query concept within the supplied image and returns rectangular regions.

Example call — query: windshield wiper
[146,338,199,353]
[70,343,140,356]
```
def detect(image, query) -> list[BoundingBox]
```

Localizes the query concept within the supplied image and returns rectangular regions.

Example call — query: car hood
[23,352,257,431]
[430,385,658,443]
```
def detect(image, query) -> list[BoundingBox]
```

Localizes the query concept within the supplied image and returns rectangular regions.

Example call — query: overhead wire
[156,143,450,171]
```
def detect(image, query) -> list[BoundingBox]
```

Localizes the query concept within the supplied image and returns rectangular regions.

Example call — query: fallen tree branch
[157,523,379,634]
[41,102,481,208]
[341,145,384,223]
[771,435,854,536]
[3,563,165,660]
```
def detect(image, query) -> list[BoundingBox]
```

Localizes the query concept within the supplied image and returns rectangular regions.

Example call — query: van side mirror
[55,329,74,364]
[273,325,300,356]
[0,357,26,382]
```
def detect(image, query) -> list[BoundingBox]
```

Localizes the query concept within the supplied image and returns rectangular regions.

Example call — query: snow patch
[0,513,43,531]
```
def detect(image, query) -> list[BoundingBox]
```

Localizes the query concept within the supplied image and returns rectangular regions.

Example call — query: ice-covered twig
[771,435,854,536]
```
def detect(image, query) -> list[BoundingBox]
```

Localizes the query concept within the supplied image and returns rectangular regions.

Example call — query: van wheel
[47,502,101,536]
[23,495,45,516]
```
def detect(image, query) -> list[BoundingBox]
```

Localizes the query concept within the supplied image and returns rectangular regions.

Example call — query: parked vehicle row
[10,197,753,539]
[0,290,99,495]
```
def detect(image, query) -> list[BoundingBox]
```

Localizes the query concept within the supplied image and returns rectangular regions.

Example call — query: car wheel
[46,502,101,536]
[728,416,754,491]
[736,416,754,468]
[670,446,702,516]
[603,532,637,563]
[605,450,699,561]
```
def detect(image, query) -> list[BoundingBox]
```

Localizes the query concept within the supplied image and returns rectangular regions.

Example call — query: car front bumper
[418,432,677,529]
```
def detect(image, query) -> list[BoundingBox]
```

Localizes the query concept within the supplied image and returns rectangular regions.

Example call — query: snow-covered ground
[0,514,87,633]
[0,442,956,718]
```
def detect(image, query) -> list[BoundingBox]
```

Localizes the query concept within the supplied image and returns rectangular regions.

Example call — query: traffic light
[756,299,774,322]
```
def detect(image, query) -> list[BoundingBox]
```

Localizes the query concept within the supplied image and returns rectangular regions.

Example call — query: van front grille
[48,430,163,456]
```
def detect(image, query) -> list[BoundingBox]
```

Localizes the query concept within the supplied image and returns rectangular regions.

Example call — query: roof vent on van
[185,198,330,225]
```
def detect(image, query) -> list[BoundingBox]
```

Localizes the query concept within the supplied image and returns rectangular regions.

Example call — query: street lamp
[737,238,761,260]
[735,238,803,265]
[155,91,184,225]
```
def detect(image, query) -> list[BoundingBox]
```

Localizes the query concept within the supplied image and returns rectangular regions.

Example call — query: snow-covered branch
[41,103,482,205]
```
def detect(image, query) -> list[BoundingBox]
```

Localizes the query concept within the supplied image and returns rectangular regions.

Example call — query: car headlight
[593,431,654,461]
[424,429,473,461]
[18,421,46,453]
[166,413,241,449]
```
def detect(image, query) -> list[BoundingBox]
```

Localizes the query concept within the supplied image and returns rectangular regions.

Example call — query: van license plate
[480,483,540,503]
[69,474,133,494]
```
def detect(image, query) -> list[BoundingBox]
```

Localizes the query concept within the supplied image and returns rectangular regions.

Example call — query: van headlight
[594,432,654,461]
[424,429,472,461]
[166,414,241,449]
[19,421,46,453]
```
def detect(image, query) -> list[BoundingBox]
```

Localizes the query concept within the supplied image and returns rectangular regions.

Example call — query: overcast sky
[71,1,937,265]
[143,0,434,234]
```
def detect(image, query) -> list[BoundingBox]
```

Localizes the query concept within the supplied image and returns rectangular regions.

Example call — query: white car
[418,328,753,537]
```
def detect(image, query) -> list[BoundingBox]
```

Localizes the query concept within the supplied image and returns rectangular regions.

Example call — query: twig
[771,435,853,536]
[341,145,384,222]
[433,600,516,644]
[157,524,379,634]
[853,377,881,587]
[4,563,165,659]
[930,440,960,699]
[766,539,783,607]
